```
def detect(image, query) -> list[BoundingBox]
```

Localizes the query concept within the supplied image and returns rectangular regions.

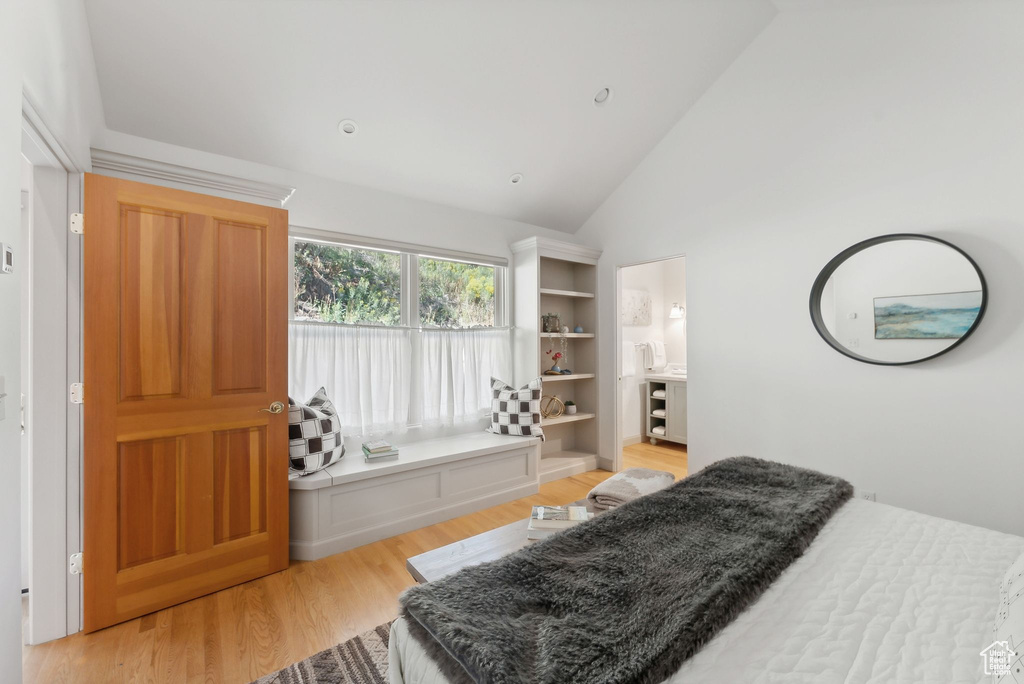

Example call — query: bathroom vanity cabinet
[646,378,687,446]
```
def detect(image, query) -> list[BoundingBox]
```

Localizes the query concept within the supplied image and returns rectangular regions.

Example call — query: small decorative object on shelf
[560,325,570,334]
[564,400,577,415]
[574,324,584,333]
[542,313,561,333]
[545,348,564,373]
[541,395,565,418]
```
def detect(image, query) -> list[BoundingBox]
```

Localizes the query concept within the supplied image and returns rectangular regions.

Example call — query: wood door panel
[117,437,184,569]
[115,552,272,619]
[85,174,288,632]
[214,220,267,394]
[119,205,185,401]
[213,427,268,544]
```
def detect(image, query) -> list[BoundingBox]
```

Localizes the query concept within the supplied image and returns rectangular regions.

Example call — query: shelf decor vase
[542,314,561,333]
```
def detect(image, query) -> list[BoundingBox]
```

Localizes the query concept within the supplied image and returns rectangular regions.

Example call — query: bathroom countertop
[645,372,687,382]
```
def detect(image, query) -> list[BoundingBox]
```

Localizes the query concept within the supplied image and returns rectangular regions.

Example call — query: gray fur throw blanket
[399,456,853,684]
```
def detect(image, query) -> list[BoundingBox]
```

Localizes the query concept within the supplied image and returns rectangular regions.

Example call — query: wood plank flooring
[24,442,687,683]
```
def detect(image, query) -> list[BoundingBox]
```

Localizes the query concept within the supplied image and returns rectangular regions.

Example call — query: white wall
[95,129,571,268]
[578,1,1024,535]
[661,258,687,369]
[0,35,23,675]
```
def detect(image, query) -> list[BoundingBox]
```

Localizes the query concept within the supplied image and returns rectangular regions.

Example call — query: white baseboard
[622,435,642,447]
[538,455,598,484]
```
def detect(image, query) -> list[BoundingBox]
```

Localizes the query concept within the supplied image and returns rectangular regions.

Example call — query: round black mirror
[810,234,987,365]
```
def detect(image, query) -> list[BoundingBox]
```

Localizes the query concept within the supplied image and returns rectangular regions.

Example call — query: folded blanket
[587,467,674,510]
[400,457,852,684]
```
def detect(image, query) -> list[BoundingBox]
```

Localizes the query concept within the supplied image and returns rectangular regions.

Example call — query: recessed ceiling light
[509,173,523,185]
[338,119,358,136]
[594,87,612,106]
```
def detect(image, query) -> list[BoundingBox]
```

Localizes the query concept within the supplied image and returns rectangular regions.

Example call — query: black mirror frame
[809,233,988,366]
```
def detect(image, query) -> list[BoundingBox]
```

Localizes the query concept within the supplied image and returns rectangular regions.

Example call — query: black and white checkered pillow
[288,387,346,476]
[486,377,545,441]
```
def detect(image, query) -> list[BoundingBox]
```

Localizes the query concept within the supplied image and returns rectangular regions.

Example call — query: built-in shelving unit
[538,288,595,299]
[540,373,595,382]
[511,237,603,483]
[543,412,595,426]
[540,332,594,338]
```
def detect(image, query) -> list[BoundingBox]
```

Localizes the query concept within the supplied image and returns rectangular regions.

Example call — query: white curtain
[289,321,411,435]
[420,328,512,426]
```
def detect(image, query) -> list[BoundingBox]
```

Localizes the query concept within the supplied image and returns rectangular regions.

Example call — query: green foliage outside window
[293,241,401,325]
[293,242,496,328]
[419,258,495,328]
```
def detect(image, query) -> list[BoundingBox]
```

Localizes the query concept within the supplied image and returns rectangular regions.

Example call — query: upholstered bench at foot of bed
[288,433,542,560]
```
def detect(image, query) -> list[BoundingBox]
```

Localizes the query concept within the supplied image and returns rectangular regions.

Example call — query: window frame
[288,227,509,329]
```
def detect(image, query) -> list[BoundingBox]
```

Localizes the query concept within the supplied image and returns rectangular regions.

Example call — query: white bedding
[389,499,1024,684]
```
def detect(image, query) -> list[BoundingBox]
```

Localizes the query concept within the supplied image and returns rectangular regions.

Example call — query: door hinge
[69,213,84,235]
[69,553,83,576]
[69,383,84,404]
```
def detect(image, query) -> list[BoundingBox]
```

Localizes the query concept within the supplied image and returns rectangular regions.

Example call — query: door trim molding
[23,93,86,173]
[90,149,296,207]
[21,93,86,643]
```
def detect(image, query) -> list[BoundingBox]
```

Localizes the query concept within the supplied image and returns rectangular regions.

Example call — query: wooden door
[83,174,289,632]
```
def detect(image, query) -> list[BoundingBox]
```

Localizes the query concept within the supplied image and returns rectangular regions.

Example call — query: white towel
[651,425,666,435]
[621,341,636,377]
[651,341,667,370]
[652,389,666,398]
[643,342,655,370]
[651,408,666,418]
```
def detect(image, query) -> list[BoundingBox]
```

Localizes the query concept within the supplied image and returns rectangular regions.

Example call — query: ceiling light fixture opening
[594,87,612,106]
[509,173,524,186]
[338,119,358,136]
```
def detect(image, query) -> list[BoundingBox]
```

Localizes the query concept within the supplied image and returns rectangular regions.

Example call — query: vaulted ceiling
[84,0,776,231]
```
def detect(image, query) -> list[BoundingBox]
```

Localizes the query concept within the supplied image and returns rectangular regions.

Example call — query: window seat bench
[288,432,542,561]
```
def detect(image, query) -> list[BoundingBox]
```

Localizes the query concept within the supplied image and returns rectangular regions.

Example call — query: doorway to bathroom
[616,256,687,472]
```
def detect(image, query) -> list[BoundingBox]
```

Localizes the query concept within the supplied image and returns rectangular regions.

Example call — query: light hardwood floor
[24,441,687,683]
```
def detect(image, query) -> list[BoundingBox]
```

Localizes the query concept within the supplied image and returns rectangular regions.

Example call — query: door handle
[259,401,285,414]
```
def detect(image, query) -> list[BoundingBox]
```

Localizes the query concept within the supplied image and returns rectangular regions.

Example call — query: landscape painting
[874,290,983,339]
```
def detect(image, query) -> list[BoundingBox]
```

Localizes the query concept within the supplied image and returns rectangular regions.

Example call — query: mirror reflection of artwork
[622,289,652,326]
[809,235,986,365]
[874,291,983,340]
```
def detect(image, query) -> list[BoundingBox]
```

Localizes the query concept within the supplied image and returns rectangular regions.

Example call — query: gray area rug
[400,456,853,684]
[253,622,392,684]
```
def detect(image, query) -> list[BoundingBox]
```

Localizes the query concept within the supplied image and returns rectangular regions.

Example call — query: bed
[390,497,1024,683]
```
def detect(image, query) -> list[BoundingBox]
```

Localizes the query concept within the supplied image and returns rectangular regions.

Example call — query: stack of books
[362,440,399,462]
[527,504,594,541]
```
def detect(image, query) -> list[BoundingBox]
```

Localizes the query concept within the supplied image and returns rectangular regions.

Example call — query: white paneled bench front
[287,433,542,560]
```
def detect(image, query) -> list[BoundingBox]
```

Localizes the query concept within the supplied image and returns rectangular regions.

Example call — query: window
[293,241,401,325]
[288,234,511,435]
[419,257,495,328]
